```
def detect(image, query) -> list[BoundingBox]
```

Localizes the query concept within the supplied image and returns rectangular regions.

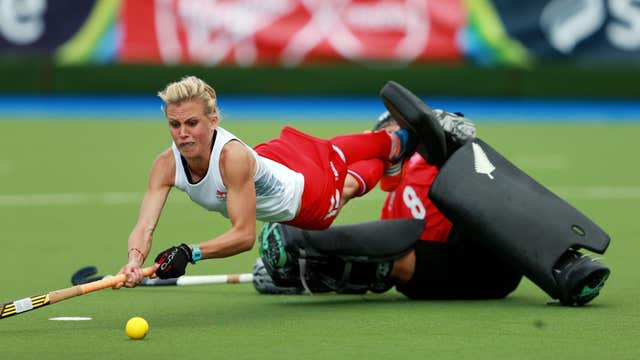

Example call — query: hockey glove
[154,243,193,279]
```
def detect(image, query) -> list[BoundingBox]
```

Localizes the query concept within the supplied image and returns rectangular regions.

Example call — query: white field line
[551,186,640,200]
[49,317,92,321]
[353,186,640,203]
[0,192,144,207]
[512,155,568,170]
[0,186,639,208]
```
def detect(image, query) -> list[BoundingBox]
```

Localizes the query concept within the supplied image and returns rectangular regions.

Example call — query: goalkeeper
[252,88,610,306]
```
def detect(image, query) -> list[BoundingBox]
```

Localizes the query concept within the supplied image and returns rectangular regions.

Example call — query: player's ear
[210,113,219,127]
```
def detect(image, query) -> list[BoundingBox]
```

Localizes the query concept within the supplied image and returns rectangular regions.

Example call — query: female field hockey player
[115,76,427,288]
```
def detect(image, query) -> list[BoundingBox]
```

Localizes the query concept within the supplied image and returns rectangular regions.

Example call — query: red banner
[119,0,464,65]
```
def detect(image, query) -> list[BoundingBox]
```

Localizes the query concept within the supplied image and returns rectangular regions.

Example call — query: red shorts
[254,126,348,230]
[381,154,453,242]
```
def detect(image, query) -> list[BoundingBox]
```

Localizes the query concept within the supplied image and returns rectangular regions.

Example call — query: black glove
[154,243,193,279]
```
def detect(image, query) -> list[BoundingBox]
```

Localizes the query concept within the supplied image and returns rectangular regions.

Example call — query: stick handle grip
[49,266,155,303]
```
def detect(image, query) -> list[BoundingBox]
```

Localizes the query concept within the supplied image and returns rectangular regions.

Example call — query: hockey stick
[1,267,155,320]
[71,266,253,287]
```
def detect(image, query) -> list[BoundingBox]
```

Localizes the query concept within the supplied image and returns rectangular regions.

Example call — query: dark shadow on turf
[262,294,542,308]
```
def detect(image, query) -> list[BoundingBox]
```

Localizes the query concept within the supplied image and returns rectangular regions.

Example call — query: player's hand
[114,262,145,289]
[154,244,194,279]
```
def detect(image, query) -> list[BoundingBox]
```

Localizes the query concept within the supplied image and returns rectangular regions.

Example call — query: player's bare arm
[152,141,258,280]
[116,150,175,288]
[198,140,257,258]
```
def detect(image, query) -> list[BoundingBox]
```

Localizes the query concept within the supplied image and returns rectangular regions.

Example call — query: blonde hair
[158,76,219,118]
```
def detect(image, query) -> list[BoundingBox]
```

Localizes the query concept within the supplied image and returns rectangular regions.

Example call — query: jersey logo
[216,190,227,199]
[472,143,495,180]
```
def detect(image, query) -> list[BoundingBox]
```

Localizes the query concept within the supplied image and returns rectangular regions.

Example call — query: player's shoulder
[403,153,438,185]
[149,148,176,184]
[221,139,251,161]
[220,140,254,177]
[406,153,434,172]
[154,148,176,167]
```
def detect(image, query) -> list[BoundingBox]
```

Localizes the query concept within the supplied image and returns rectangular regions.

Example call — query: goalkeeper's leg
[429,139,611,306]
[252,258,306,295]
[394,229,522,300]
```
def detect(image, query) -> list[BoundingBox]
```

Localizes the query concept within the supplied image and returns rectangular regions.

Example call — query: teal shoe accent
[259,223,287,269]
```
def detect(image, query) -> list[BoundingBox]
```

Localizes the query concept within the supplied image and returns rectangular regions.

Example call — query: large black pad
[293,219,422,260]
[379,81,447,167]
[259,219,423,293]
[429,139,610,299]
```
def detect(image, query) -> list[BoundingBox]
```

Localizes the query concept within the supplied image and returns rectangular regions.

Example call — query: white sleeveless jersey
[171,127,304,222]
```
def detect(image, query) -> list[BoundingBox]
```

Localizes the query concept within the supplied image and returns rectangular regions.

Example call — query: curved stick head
[70,266,100,285]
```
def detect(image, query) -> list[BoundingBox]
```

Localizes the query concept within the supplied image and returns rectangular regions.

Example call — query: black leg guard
[252,258,307,295]
[259,219,423,294]
[429,139,611,304]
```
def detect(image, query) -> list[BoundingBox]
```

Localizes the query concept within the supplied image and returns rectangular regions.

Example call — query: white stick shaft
[137,273,253,286]
[176,274,253,286]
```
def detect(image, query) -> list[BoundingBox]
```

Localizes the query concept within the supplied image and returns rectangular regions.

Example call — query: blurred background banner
[0,0,465,66]
[480,0,640,64]
[0,0,638,98]
[119,0,464,65]
[0,0,119,64]
[1,0,637,66]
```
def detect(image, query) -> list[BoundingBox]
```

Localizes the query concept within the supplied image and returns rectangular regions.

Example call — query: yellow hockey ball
[125,316,149,340]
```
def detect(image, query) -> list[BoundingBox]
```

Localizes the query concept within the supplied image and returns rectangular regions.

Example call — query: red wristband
[128,247,147,262]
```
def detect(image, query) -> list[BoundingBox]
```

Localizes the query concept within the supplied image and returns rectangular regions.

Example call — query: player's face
[166,99,217,158]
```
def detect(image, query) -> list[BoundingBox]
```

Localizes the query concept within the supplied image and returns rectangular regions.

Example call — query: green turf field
[1,118,639,359]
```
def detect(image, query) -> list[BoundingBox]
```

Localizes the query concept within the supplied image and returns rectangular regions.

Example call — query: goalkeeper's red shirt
[381,154,453,242]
